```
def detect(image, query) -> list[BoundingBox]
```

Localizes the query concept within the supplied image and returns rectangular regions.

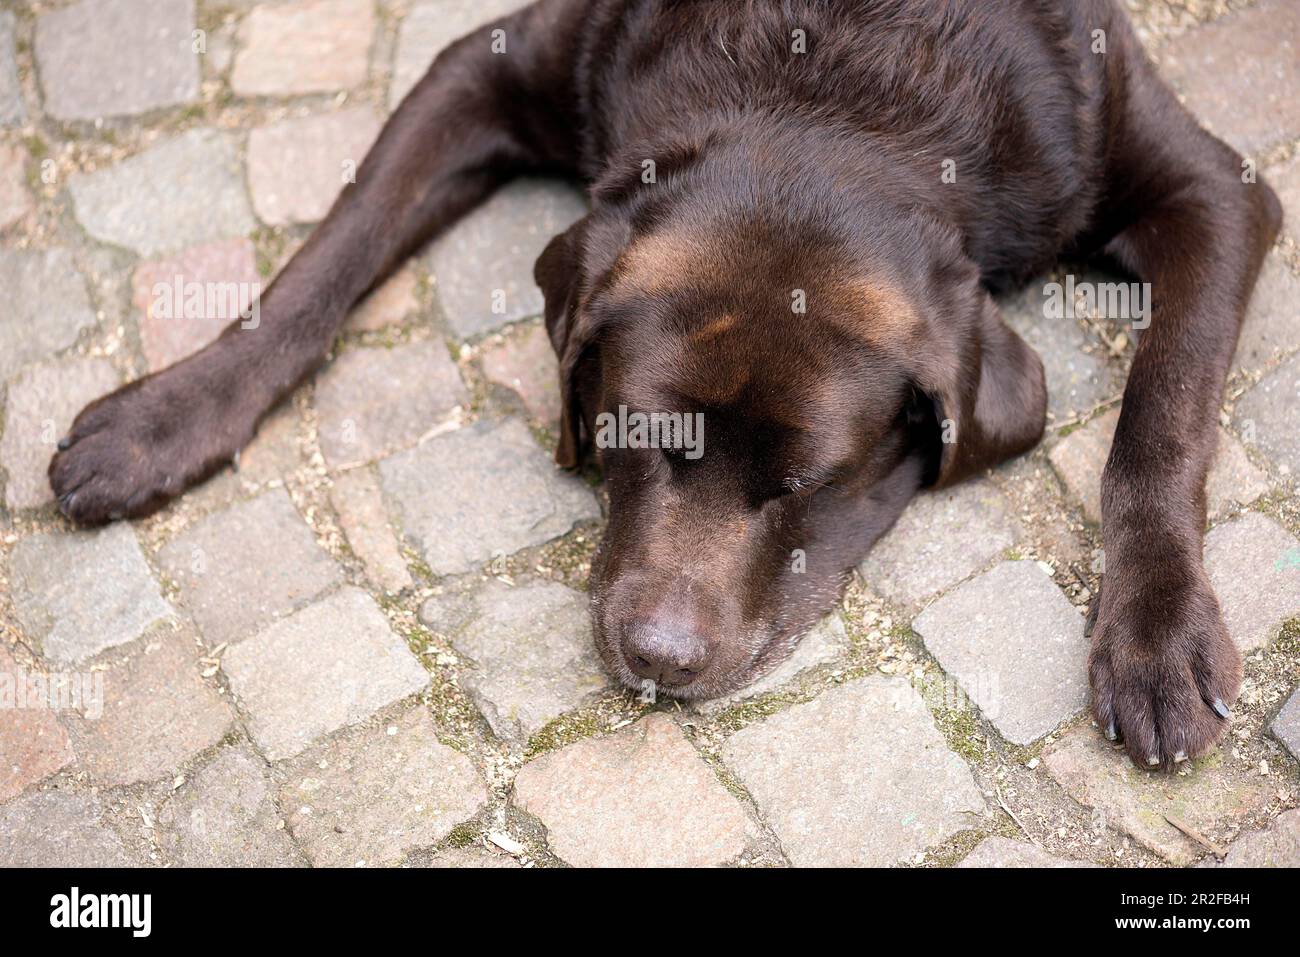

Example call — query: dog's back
[569,0,1116,282]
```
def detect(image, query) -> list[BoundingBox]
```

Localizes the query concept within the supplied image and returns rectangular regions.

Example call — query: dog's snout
[625,619,712,686]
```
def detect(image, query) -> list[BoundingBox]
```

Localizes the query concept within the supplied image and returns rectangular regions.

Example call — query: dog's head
[537,170,1045,700]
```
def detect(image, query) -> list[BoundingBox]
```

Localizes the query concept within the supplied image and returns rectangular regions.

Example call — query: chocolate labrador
[50,0,1282,769]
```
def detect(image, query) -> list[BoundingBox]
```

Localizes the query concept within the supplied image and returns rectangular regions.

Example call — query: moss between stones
[445,823,480,849]
[525,713,596,759]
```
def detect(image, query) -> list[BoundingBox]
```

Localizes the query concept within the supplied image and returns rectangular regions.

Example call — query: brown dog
[49,0,1282,770]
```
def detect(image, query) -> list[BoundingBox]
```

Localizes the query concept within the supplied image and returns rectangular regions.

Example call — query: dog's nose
[625,621,711,686]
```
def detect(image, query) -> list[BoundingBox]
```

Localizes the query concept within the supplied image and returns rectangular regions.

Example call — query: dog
[49,0,1282,770]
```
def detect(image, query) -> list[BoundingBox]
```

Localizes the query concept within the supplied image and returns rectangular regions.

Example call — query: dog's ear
[536,215,597,469]
[913,288,1047,487]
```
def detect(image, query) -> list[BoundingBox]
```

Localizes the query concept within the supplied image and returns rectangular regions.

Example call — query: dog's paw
[49,374,245,525]
[1087,571,1240,770]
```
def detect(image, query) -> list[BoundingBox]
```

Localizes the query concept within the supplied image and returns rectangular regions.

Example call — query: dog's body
[50,0,1282,769]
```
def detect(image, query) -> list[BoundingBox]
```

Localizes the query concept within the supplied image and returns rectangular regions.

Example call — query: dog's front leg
[1087,49,1282,769]
[50,0,584,524]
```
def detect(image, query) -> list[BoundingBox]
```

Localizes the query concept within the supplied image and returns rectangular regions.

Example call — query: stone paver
[1217,809,1300,868]
[0,648,74,803]
[380,418,600,575]
[0,11,26,127]
[722,676,985,866]
[158,488,342,647]
[348,266,419,332]
[69,129,255,257]
[695,613,850,713]
[1267,154,1300,248]
[1156,0,1300,155]
[389,0,531,109]
[1234,254,1300,373]
[220,403,301,487]
[329,468,413,592]
[914,561,1088,745]
[1049,409,1268,524]
[1237,350,1300,476]
[132,238,259,372]
[0,142,31,230]
[1000,274,1117,421]
[222,587,429,760]
[0,791,133,867]
[0,248,97,381]
[1043,725,1275,866]
[280,705,486,867]
[425,579,607,743]
[1203,512,1300,653]
[9,525,172,664]
[514,713,752,867]
[2,358,119,510]
[248,109,383,225]
[427,845,520,868]
[425,179,587,339]
[481,323,562,425]
[859,479,1021,607]
[315,341,467,468]
[34,0,199,122]
[157,747,304,867]
[958,836,1094,868]
[62,633,234,787]
[233,0,375,96]
[1271,686,1300,764]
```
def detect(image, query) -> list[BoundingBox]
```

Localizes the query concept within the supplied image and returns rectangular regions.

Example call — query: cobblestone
[514,713,752,867]
[380,418,600,575]
[425,579,606,744]
[424,179,587,339]
[0,249,96,381]
[2,358,119,510]
[248,109,382,225]
[279,705,487,867]
[69,129,255,257]
[232,0,375,97]
[1202,512,1300,652]
[315,341,466,468]
[34,0,199,122]
[0,792,134,867]
[914,561,1088,745]
[157,747,305,867]
[157,488,342,647]
[0,648,73,803]
[722,676,985,866]
[221,587,429,760]
[9,525,172,664]
[1044,725,1274,866]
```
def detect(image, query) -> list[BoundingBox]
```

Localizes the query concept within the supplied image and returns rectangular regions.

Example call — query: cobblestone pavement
[1,0,1298,868]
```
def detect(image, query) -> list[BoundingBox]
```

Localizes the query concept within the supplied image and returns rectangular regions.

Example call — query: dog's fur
[50,0,1282,769]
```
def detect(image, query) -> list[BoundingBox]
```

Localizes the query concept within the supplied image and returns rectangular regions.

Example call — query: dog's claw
[1147,754,1160,766]
[1213,698,1231,720]
[1174,750,1188,763]
[1105,721,1117,742]
[57,436,72,451]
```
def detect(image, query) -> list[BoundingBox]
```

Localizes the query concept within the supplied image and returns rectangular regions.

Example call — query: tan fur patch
[614,231,713,295]
[689,313,738,343]
[839,276,922,347]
